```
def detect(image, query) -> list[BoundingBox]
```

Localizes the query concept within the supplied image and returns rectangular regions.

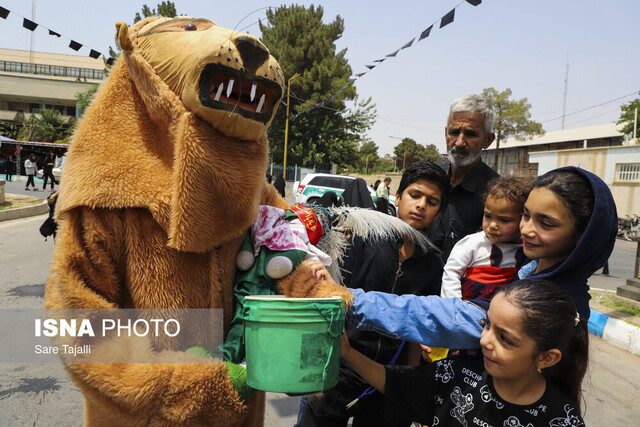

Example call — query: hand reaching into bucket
[277,260,354,307]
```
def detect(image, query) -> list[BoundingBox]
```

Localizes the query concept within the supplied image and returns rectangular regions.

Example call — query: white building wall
[528,151,558,175]
[604,147,640,183]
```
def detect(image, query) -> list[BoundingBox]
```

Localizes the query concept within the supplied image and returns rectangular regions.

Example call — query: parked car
[293,173,396,215]
[36,167,63,181]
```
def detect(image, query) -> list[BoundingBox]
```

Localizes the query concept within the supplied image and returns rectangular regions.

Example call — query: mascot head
[117,16,284,141]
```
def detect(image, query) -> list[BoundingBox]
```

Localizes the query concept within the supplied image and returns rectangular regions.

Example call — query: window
[616,163,640,182]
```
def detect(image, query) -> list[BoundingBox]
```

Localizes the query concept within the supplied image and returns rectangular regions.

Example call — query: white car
[36,167,63,181]
[293,173,396,216]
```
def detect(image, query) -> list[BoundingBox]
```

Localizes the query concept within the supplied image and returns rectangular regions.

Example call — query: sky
[1,0,639,156]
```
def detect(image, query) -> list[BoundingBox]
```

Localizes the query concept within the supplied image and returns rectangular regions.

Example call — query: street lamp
[389,136,407,172]
[283,72,300,178]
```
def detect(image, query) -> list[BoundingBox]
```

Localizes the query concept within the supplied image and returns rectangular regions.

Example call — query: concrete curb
[0,201,48,222]
[589,308,640,356]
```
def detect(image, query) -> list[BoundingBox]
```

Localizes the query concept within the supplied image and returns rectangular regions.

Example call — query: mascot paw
[277,260,354,308]
[225,362,256,403]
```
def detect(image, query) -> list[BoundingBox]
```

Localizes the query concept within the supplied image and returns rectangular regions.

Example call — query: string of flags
[0,6,115,65]
[289,0,482,121]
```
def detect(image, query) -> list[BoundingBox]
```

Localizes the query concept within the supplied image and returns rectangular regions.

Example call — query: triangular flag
[0,6,9,19]
[401,39,414,50]
[355,72,366,77]
[419,25,433,41]
[69,40,82,51]
[348,77,357,82]
[106,57,115,65]
[365,64,376,69]
[467,0,482,5]
[22,18,38,31]
[89,49,101,59]
[374,58,385,63]
[440,9,455,28]
[386,50,399,58]
[48,30,61,37]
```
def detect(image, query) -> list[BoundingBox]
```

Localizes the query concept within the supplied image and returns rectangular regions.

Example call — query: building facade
[0,47,105,122]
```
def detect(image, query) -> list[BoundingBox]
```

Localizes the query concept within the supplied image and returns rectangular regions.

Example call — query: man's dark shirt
[425,160,499,261]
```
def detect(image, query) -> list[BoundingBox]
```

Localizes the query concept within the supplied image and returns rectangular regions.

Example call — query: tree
[18,109,74,143]
[260,5,376,170]
[134,1,178,23]
[75,84,100,116]
[358,140,380,174]
[481,88,544,170]
[391,138,441,171]
[617,93,640,139]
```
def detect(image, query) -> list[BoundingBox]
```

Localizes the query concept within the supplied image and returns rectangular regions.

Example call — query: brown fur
[277,260,354,307]
[45,16,288,426]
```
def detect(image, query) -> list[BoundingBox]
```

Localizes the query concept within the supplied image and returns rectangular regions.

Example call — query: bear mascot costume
[43,15,313,426]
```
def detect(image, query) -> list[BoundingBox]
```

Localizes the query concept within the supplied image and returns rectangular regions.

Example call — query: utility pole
[561,60,569,130]
[283,72,300,178]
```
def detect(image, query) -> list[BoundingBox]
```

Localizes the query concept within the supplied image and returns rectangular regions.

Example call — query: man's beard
[447,146,481,168]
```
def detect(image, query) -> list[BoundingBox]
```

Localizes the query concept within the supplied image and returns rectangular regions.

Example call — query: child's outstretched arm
[340,333,386,393]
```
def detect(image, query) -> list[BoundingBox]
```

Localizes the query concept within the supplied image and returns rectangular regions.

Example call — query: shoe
[33,188,39,191]
[25,188,30,191]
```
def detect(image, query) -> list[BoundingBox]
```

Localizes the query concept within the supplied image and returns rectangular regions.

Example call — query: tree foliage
[260,5,376,169]
[75,84,100,116]
[391,138,441,171]
[617,93,640,138]
[481,88,544,169]
[17,109,75,143]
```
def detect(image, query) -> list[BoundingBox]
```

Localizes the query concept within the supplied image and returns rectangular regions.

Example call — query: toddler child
[441,176,532,301]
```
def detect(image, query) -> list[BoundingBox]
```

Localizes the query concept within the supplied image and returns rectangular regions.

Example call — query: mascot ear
[115,22,133,52]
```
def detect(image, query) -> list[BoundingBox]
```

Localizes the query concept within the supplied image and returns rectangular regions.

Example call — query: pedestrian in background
[42,153,56,191]
[265,169,272,184]
[273,173,286,198]
[5,155,15,181]
[375,177,391,214]
[24,154,37,191]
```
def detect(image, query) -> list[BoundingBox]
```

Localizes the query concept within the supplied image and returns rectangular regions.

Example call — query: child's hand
[420,344,433,363]
[340,333,353,359]
[306,260,330,281]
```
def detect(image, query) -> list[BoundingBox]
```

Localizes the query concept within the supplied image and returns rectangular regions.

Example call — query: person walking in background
[273,173,286,198]
[265,169,272,184]
[372,179,381,191]
[375,177,391,214]
[24,154,37,191]
[42,153,56,191]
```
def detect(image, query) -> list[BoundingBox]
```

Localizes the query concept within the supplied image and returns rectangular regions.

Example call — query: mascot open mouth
[199,63,283,123]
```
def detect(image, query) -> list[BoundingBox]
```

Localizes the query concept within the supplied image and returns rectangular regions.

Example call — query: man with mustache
[425,94,499,260]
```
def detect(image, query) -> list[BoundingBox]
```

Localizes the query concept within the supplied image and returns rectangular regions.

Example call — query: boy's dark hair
[397,161,451,212]
[533,170,594,234]
[485,176,533,213]
[498,279,588,414]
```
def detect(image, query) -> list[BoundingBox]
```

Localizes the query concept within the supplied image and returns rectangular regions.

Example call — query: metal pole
[402,139,407,171]
[283,73,300,178]
[634,107,637,141]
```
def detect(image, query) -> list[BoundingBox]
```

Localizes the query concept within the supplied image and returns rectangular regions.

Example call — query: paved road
[0,214,638,426]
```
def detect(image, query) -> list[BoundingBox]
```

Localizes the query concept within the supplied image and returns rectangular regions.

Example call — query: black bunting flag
[419,25,433,41]
[89,49,101,59]
[467,0,482,6]
[69,40,82,51]
[0,6,9,19]
[440,9,455,28]
[365,64,376,69]
[23,18,38,31]
[106,57,115,66]
[386,50,399,58]
[49,30,61,37]
[401,39,414,50]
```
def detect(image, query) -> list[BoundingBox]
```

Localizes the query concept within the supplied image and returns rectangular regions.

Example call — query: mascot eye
[185,23,197,31]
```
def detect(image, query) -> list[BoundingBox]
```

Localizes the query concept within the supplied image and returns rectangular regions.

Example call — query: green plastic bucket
[242,295,345,394]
